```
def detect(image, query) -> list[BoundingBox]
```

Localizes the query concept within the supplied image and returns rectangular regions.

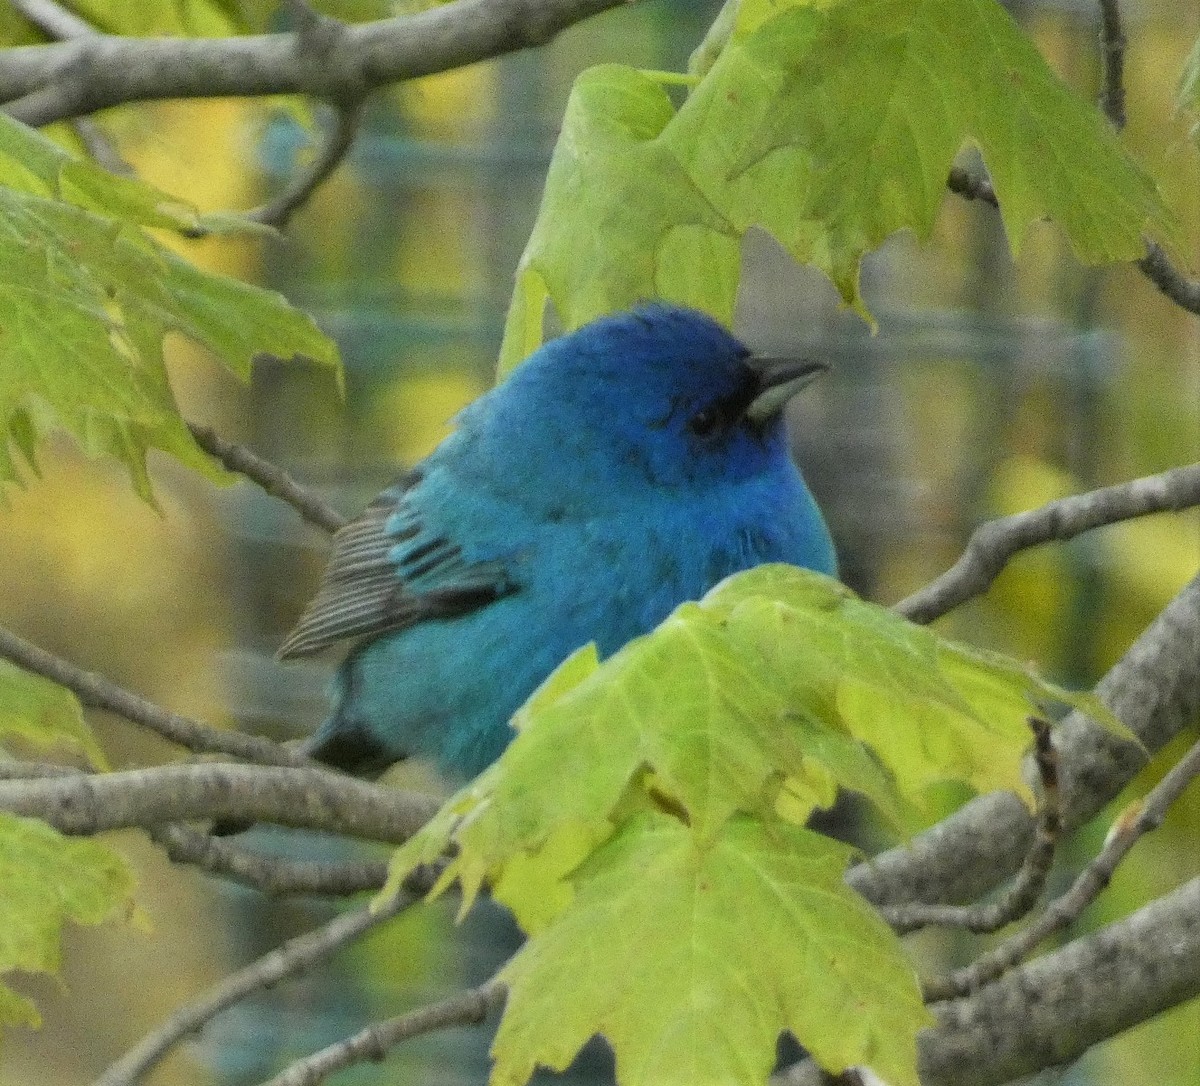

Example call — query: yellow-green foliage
[500,0,1173,371]
[386,566,1124,1086]
[0,114,339,499]
[0,814,135,1035]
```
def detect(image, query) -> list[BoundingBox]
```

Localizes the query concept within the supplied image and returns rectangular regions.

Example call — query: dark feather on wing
[277,479,513,660]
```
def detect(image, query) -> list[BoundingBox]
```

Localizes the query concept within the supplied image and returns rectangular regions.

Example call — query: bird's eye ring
[687,408,721,437]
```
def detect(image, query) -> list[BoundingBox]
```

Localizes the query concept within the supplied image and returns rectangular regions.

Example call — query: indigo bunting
[280,305,836,778]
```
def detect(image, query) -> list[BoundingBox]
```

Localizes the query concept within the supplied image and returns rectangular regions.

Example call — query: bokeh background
[1,0,1197,1083]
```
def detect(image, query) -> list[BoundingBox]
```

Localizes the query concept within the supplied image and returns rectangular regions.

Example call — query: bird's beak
[744,358,829,424]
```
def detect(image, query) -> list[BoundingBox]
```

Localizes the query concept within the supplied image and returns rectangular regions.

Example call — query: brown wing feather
[277,485,513,660]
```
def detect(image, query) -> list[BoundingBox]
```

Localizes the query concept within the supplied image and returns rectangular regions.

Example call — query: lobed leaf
[500,0,1173,365]
[0,661,106,768]
[0,814,135,1037]
[384,565,1121,1084]
[0,115,339,499]
[388,567,1113,915]
[498,65,736,375]
[493,812,930,1086]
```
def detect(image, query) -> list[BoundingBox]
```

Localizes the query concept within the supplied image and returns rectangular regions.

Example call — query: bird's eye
[687,407,721,437]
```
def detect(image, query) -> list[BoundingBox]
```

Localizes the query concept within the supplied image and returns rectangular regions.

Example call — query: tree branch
[9,0,97,41]
[779,877,1200,1086]
[0,763,398,896]
[0,624,311,766]
[8,0,131,177]
[0,0,632,126]
[856,570,1200,910]
[186,421,347,533]
[0,760,80,779]
[177,3,369,233]
[1137,241,1200,316]
[0,763,440,842]
[879,717,1061,936]
[148,823,395,896]
[258,982,505,1086]
[9,0,380,228]
[924,729,1200,1001]
[92,886,429,1086]
[896,463,1200,625]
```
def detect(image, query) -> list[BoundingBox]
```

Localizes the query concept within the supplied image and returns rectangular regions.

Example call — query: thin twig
[92,889,425,1086]
[247,98,365,230]
[258,981,505,1086]
[186,421,347,533]
[182,3,366,236]
[896,463,1200,625]
[69,114,134,173]
[149,822,396,896]
[879,718,1061,935]
[0,762,440,841]
[1096,0,1127,130]
[0,624,312,766]
[923,730,1200,1002]
[1094,0,1200,315]
[1137,241,1200,316]
[9,0,97,40]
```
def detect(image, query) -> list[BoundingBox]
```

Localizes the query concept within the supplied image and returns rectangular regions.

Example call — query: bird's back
[288,305,837,779]
[306,445,834,778]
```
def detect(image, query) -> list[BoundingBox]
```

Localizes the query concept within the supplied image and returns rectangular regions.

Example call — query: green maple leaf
[498,65,739,374]
[499,0,1172,365]
[719,0,1170,304]
[390,586,909,922]
[0,114,338,499]
[387,566,1121,927]
[492,811,931,1086]
[0,813,135,1035]
[0,661,106,768]
[390,566,1110,917]
[386,564,1125,1086]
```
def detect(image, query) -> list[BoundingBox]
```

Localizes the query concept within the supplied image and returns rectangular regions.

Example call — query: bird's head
[476,305,825,496]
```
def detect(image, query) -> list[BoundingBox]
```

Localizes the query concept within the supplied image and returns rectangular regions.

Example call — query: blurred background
[0,0,1197,1083]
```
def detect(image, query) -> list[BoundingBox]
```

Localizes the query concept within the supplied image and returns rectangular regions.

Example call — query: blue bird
[280,304,836,779]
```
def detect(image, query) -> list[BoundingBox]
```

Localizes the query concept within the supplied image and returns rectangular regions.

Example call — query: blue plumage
[280,305,836,778]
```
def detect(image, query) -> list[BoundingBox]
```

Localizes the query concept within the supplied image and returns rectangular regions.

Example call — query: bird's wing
[277,473,514,659]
